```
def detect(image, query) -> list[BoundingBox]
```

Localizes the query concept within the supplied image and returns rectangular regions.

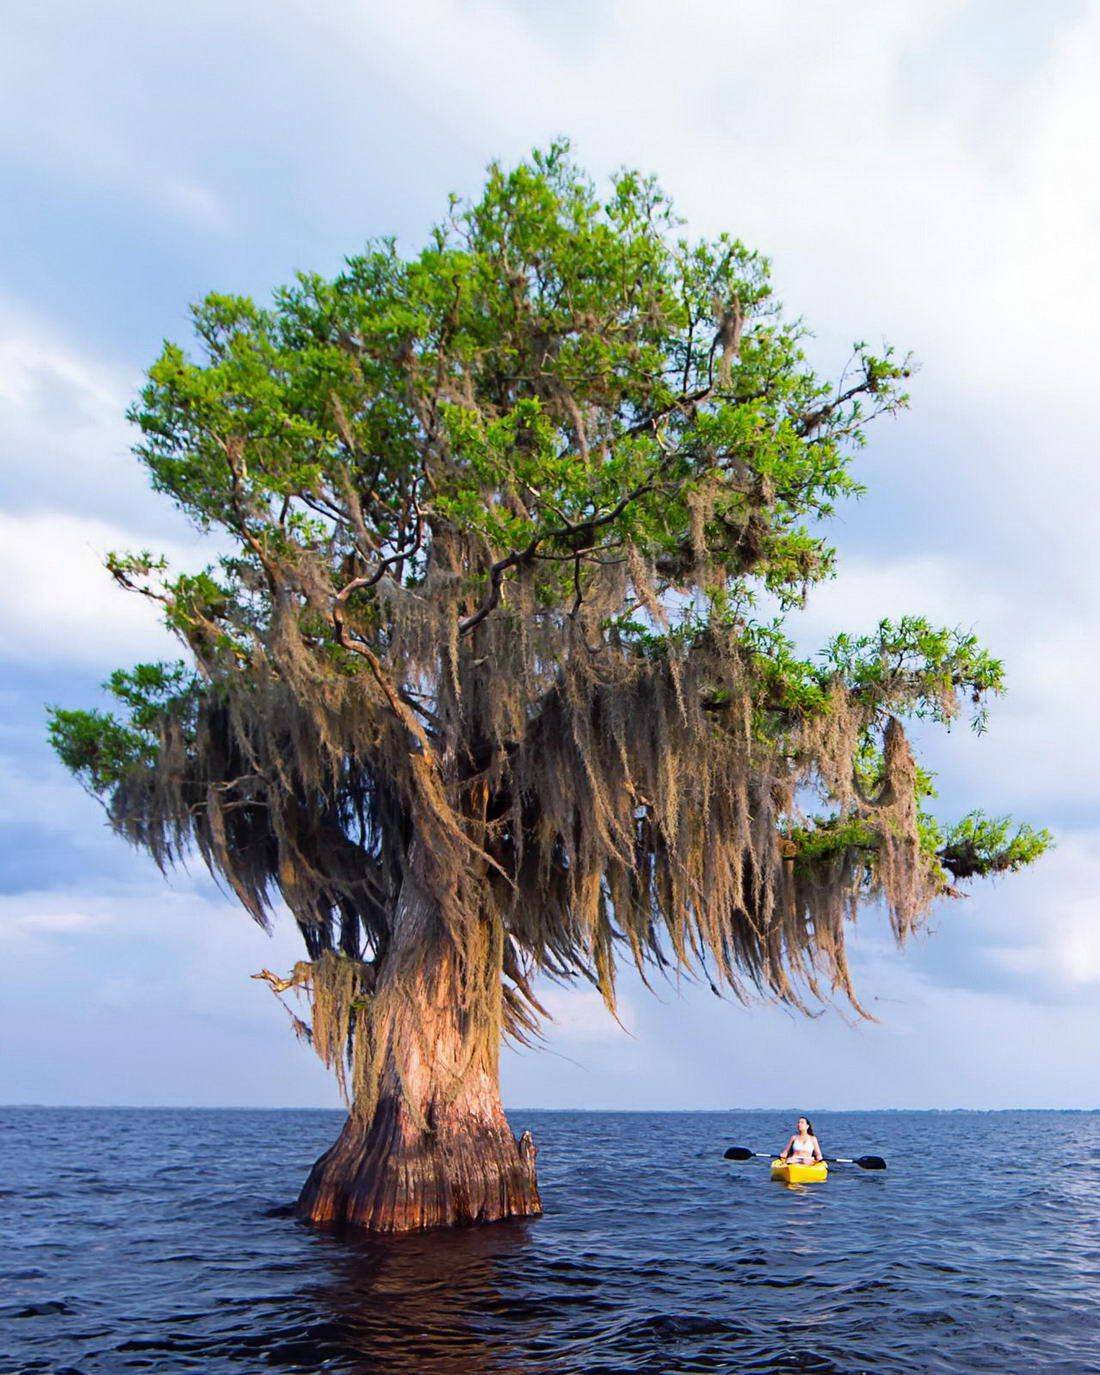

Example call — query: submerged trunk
[297,1064,540,1234]
[297,851,541,1233]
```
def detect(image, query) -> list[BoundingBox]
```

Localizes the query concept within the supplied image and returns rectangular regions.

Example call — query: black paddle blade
[855,1155,887,1171]
[723,1146,755,1160]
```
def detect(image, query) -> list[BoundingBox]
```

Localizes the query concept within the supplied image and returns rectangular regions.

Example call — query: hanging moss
[48,144,1049,1117]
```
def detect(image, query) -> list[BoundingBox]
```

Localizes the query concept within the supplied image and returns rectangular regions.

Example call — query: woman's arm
[811,1136,823,1161]
[780,1135,795,1160]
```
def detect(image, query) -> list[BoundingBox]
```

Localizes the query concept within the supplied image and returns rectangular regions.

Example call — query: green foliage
[46,142,1050,1073]
[939,813,1053,880]
[740,622,832,717]
[786,813,878,868]
[122,141,911,646]
[48,708,152,793]
[47,662,199,794]
[823,617,1004,728]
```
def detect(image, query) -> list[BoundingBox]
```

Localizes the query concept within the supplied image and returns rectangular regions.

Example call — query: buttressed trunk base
[297,1092,540,1233]
[297,858,541,1233]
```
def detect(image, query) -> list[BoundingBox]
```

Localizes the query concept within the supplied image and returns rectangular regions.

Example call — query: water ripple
[2,1108,1099,1373]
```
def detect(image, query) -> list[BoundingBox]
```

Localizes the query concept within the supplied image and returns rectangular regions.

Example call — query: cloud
[0,876,306,1014]
[0,309,133,505]
[0,305,220,676]
[0,510,199,670]
[155,179,234,235]
[0,303,203,537]
[0,750,95,829]
[536,983,636,1042]
[965,830,1100,994]
[0,877,336,1106]
[0,906,102,938]
[0,9,233,236]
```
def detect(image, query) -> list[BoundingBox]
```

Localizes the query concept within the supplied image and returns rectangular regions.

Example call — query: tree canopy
[50,143,1048,1109]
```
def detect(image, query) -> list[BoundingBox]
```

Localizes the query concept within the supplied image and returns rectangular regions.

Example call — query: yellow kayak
[770,1158,828,1184]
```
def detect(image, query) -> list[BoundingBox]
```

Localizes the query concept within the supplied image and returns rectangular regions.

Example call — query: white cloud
[789,554,1008,643]
[0,303,204,536]
[155,178,234,234]
[0,322,126,413]
[536,983,636,1042]
[0,752,94,827]
[974,831,1100,991]
[0,10,233,236]
[0,885,155,946]
[0,877,306,1010]
[0,907,103,937]
[0,305,217,671]
[0,309,134,504]
[0,877,336,1106]
[0,510,199,669]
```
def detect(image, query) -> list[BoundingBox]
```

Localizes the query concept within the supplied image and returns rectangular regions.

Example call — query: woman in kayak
[780,1116,823,1165]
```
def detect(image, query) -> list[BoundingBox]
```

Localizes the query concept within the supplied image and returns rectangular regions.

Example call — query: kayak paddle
[723,1146,886,1170]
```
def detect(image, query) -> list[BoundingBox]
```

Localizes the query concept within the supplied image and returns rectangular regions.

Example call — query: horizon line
[2,1103,1097,1113]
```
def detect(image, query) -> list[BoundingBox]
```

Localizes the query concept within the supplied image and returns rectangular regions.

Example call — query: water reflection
[309,1218,551,1374]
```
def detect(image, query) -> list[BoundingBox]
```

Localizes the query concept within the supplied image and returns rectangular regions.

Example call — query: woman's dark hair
[798,1116,815,1135]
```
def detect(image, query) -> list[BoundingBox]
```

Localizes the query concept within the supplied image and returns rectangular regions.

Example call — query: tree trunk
[296,848,541,1233]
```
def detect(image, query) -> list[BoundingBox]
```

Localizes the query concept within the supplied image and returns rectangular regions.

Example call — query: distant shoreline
[3,1103,1097,1114]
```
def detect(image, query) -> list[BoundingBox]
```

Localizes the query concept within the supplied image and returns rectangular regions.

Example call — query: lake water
[2,1108,1098,1373]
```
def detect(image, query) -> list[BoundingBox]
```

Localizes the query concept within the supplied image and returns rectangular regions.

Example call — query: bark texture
[297,1093,540,1233]
[297,850,541,1233]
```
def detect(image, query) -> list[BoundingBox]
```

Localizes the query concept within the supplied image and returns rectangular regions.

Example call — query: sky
[3,0,1099,1111]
